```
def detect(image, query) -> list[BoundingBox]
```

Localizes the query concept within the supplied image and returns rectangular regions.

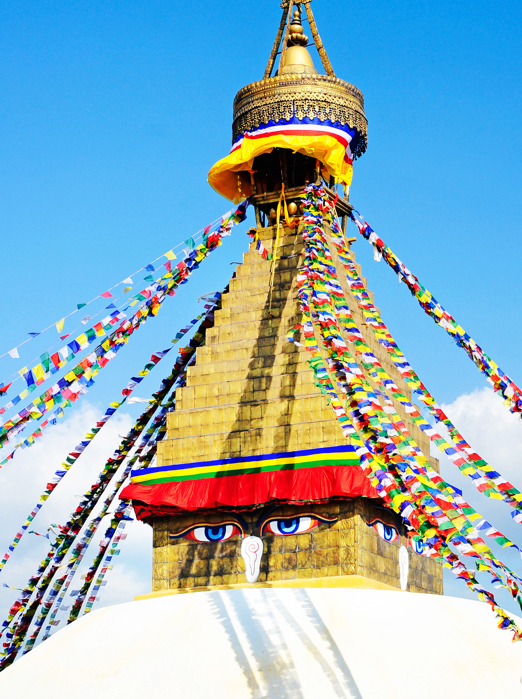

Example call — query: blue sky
[0,0,521,626]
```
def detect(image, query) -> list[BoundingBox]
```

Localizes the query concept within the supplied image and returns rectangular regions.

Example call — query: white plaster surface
[0,588,520,698]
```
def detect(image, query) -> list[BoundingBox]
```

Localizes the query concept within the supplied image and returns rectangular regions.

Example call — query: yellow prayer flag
[33,364,45,382]
[123,286,132,294]
[56,318,65,333]
[20,389,28,400]
[18,366,29,378]
[76,333,88,347]
[164,250,177,260]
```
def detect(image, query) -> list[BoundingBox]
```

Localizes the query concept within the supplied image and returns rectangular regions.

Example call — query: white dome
[0,588,521,698]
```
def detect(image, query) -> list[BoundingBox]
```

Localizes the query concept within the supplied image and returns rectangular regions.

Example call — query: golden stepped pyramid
[157,223,437,467]
[148,221,443,595]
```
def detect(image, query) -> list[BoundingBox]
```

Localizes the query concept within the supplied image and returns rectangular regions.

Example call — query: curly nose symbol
[241,536,263,583]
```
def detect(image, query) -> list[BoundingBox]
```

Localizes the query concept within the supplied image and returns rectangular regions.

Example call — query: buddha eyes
[262,516,318,536]
[259,514,338,536]
[170,522,244,542]
[185,525,242,542]
[368,519,399,543]
[408,536,428,555]
[170,514,337,541]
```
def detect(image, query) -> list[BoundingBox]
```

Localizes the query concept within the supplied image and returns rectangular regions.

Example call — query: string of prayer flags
[23,496,132,654]
[350,209,522,418]
[67,504,130,623]
[296,184,522,641]
[65,373,192,624]
[0,294,222,468]
[19,364,180,653]
[0,201,248,453]
[83,530,126,615]
[1,385,173,664]
[42,512,111,641]
[0,296,221,663]
[0,205,241,367]
[0,206,247,663]
[2,304,127,403]
[247,228,272,260]
[0,325,195,572]
[328,216,522,525]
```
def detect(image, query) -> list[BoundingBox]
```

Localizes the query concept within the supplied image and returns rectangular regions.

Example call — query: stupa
[1,3,521,697]
[120,0,442,595]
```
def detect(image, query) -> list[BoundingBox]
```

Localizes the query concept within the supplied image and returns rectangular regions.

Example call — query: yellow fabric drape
[208,132,353,203]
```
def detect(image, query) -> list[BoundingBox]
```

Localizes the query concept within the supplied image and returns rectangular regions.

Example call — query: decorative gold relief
[232,74,368,159]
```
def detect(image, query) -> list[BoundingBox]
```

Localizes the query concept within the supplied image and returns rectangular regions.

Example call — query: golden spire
[280,6,317,75]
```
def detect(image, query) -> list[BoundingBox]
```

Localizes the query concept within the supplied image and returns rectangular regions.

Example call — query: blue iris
[279,519,299,534]
[205,526,226,541]
[382,524,395,542]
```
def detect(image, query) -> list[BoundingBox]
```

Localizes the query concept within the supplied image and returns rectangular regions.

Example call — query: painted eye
[369,519,398,543]
[408,537,427,555]
[185,525,241,542]
[170,522,243,542]
[264,517,318,536]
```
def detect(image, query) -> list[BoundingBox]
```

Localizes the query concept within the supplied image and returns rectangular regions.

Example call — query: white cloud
[430,387,522,615]
[0,402,152,634]
[440,386,522,487]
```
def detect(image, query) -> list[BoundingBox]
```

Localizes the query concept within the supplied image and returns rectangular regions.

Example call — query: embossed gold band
[232,74,368,159]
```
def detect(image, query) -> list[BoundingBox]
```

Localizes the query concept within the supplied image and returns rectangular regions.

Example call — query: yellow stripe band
[130,445,359,485]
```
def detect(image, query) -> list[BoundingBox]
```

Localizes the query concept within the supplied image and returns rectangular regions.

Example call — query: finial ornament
[208,0,367,202]
[288,6,309,46]
[265,0,335,78]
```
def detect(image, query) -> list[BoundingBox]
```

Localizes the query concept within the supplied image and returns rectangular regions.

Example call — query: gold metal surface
[280,45,318,74]
[232,73,368,159]
[136,576,400,599]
